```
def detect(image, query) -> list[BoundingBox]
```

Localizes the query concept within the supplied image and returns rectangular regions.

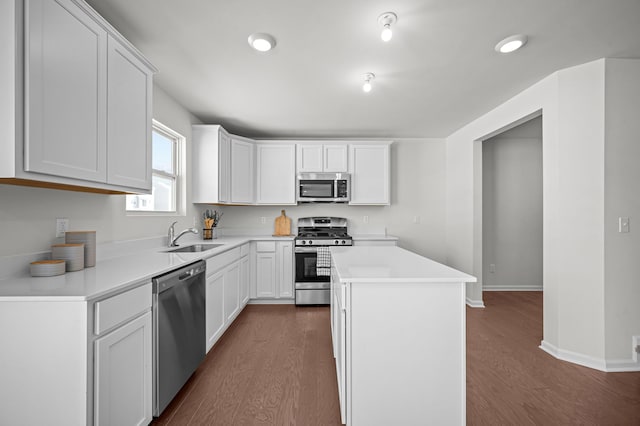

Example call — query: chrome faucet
[168,221,199,247]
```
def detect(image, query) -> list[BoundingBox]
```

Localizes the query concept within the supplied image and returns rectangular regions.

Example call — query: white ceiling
[86,0,640,139]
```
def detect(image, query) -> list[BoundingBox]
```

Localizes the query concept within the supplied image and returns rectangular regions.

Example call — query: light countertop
[330,246,476,283]
[0,235,294,302]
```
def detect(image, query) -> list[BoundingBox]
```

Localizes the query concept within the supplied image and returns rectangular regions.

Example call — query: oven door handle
[295,247,320,253]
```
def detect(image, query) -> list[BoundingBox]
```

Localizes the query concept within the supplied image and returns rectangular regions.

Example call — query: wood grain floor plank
[153,294,640,425]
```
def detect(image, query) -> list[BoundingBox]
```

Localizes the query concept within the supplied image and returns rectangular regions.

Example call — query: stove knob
[309,241,313,245]
[334,240,339,245]
[301,240,306,245]
[341,240,346,244]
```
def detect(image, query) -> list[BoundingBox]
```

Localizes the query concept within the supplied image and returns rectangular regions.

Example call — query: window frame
[125,119,185,216]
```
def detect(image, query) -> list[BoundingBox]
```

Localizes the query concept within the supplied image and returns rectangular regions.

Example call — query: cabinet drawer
[95,283,152,335]
[207,247,241,274]
[256,241,276,252]
[240,243,250,257]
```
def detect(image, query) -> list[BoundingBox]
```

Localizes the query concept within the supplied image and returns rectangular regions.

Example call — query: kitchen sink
[166,244,223,253]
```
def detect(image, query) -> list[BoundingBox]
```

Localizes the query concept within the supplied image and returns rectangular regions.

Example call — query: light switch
[619,217,630,233]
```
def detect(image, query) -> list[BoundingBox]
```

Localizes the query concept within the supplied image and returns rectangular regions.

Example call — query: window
[126,120,184,213]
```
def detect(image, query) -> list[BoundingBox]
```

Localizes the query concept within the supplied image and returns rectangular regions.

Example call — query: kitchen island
[330,246,476,426]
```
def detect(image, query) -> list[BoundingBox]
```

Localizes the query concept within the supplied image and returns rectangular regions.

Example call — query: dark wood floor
[153,305,341,425]
[154,294,640,425]
[467,291,640,425]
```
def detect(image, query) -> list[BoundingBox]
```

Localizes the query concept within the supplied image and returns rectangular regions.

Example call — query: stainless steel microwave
[296,173,350,203]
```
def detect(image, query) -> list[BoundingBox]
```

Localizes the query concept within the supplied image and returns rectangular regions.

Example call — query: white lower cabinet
[254,240,293,300]
[224,262,240,323]
[206,268,225,352]
[0,282,155,425]
[94,311,153,426]
[205,244,251,352]
[240,255,250,305]
[93,283,153,426]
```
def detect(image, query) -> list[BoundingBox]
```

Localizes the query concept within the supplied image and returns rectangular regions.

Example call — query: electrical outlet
[633,336,640,363]
[489,264,496,273]
[56,218,69,238]
[413,215,421,224]
[363,216,369,224]
[260,217,266,224]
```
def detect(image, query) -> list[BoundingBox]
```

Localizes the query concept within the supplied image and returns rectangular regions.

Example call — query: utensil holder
[203,228,217,240]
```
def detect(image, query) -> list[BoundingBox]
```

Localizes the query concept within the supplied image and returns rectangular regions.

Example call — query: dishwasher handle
[153,261,206,294]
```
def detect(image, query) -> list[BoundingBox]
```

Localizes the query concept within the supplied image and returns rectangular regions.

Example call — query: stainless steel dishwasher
[152,260,206,417]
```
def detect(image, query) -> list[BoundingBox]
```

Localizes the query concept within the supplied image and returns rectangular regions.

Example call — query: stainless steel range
[295,217,352,305]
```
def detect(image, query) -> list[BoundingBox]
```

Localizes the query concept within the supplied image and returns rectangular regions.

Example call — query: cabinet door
[256,144,296,204]
[206,270,225,352]
[94,311,152,426]
[296,144,323,172]
[218,131,231,203]
[349,144,390,205]
[323,145,348,172]
[256,252,276,297]
[230,138,254,203]
[224,262,240,323]
[277,241,294,298]
[106,35,152,190]
[334,286,347,424]
[240,256,250,306]
[25,0,107,182]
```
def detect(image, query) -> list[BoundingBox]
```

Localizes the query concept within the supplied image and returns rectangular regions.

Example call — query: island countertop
[330,246,477,283]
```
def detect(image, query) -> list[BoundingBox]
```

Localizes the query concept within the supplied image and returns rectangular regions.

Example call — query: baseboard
[483,286,543,291]
[604,359,640,372]
[248,299,296,305]
[466,297,485,308]
[539,340,640,372]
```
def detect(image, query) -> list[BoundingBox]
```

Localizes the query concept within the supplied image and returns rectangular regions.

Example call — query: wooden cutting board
[273,210,293,236]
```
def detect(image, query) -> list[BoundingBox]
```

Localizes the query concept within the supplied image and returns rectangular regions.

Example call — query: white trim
[466,297,485,308]
[539,340,607,371]
[126,120,185,215]
[247,299,295,305]
[540,340,640,372]
[483,286,543,291]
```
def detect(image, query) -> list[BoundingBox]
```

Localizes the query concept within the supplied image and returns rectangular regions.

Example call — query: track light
[362,73,375,93]
[378,12,397,42]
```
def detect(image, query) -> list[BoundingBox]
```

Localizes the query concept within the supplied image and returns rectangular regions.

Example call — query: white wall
[447,58,640,371]
[0,84,201,257]
[604,59,640,363]
[208,139,448,262]
[482,117,542,290]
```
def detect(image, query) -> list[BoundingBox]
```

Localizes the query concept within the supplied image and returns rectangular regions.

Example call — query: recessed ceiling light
[248,33,276,52]
[494,34,528,53]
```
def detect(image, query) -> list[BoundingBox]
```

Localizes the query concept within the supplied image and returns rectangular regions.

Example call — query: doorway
[481,116,542,291]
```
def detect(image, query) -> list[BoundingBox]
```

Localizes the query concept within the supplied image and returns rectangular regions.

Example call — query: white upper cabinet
[349,143,391,205]
[256,143,296,205]
[106,35,152,189]
[323,145,349,172]
[193,126,256,205]
[25,0,107,183]
[296,143,348,173]
[12,0,156,192]
[230,136,255,204]
[192,125,230,204]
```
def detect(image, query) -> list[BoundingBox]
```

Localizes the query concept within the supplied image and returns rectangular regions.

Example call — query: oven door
[295,248,330,283]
